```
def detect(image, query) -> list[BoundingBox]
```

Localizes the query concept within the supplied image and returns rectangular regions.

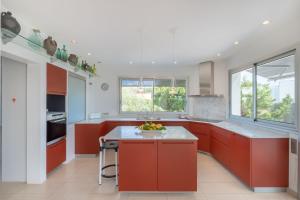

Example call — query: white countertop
[104,126,198,140]
[76,117,291,139]
[213,121,289,139]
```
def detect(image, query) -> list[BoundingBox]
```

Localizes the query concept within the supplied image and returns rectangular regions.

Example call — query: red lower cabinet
[157,140,197,191]
[231,134,250,185]
[210,137,231,169]
[251,138,289,187]
[47,139,66,174]
[211,126,288,189]
[119,140,158,191]
[188,122,211,152]
[75,124,102,154]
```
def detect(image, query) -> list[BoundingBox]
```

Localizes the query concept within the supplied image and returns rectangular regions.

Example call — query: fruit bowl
[137,122,166,133]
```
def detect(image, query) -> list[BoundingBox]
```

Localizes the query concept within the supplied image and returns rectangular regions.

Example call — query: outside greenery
[153,87,186,112]
[121,80,186,112]
[240,80,293,123]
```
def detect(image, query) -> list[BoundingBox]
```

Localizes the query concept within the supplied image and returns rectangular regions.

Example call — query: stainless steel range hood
[188,61,222,97]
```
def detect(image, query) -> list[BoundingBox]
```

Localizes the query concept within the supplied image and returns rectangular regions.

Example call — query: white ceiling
[2,0,300,66]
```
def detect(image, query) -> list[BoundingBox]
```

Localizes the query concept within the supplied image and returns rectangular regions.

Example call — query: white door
[1,57,27,182]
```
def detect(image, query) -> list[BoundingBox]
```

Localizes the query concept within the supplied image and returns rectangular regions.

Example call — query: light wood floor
[0,152,297,200]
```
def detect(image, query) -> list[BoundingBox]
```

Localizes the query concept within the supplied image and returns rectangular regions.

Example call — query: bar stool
[98,136,119,186]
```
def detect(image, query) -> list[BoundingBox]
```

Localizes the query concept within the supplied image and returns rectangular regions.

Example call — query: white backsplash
[190,97,226,120]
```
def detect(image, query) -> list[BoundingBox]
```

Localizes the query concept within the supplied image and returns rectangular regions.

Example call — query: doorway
[1,56,27,182]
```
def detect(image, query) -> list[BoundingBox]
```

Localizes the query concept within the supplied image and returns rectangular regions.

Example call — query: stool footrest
[101,164,116,178]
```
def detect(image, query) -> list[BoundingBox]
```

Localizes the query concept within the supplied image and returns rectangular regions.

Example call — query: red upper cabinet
[47,63,67,95]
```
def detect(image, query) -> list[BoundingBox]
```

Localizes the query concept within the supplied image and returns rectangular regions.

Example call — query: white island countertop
[104,126,198,140]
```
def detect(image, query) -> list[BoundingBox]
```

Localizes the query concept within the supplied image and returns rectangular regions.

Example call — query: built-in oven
[47,112,66,145]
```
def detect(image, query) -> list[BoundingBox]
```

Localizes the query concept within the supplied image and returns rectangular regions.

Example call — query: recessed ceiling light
[71,39,77,44]
[151,61,156,64]
[173,60,177,64]
[87,53,92,56]
[217,53,221,57]
[129,61,133,64]
[262,20,270,25]
[234,41,239,45]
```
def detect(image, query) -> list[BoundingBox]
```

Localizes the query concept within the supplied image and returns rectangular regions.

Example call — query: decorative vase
[61,45,68,62]
[55,48,61,59]
[68,54,78,66]
[1,11,21,44]
[28,29,42,50]
[43,36,57,56]
[81,60,89,71]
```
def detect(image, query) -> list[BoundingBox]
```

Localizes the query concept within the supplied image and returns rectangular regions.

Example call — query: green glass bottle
[55,48,61,59]
[61,45,68,62]
[28,29,42,50]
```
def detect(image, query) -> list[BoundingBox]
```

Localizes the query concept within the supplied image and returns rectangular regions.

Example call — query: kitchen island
[104,126,198,192]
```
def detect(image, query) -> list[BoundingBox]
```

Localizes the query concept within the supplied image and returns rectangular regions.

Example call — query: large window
[230,51,296,127]
[120,78,187,113]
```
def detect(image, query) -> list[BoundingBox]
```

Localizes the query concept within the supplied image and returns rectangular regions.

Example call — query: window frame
[119,77,188,114]
[229,50,298,131]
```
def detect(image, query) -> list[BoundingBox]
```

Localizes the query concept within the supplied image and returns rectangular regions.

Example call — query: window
[231,68,253,118]
[230,50,296,128]
[68,74,86,123]
[256,54,295,124]
[120,78,187,113]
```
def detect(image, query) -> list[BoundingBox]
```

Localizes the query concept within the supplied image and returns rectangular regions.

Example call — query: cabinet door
[210,137,230,168]
[47,63,67,95]
[47,139,66,173]
[188,122,211,152]
[157,140,197,191]
[75,124,101,154]
[119,140,158,191]
[231,134,250,185]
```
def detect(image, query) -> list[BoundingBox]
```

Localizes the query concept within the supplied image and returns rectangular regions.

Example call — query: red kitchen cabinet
[251,138,288,187]
[157,140,197,191]
[75,124,101,154]
[189,122,211,152]
[210,137,231,168]
[47,63,67,95]
[231,134,250,185]
[47,139,66,174]
[119,140,158,191]
[210,126,288,189]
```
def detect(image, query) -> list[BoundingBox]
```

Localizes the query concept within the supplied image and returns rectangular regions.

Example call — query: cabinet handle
[161,141,194,144]
[122,141,155,144]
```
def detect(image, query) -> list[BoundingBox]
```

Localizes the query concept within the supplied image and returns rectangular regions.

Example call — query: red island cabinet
[118,139,197,191]
[118,140,158,191]
[157,140,197,191]
[47,63,67,95]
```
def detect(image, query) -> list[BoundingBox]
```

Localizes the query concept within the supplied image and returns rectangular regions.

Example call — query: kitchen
[0,0,300,200]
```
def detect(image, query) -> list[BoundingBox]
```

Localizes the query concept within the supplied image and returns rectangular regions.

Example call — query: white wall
[2,57,27,182]
[87,62,228,117]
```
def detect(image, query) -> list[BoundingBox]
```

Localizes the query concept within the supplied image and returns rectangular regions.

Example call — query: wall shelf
[1,28,96,77]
